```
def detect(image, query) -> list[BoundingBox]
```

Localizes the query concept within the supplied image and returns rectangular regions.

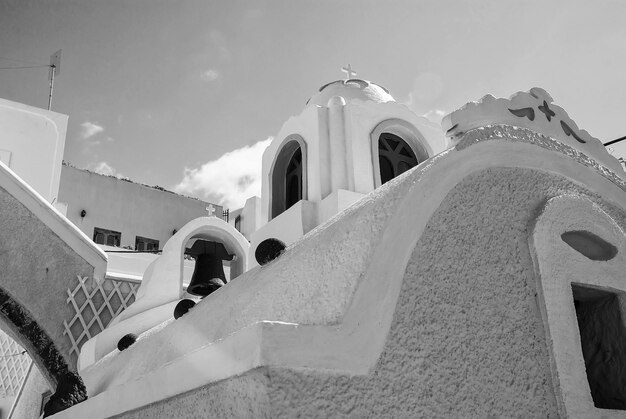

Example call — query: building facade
[58,164,224,252]
[3,81,626,418]
[61,84,626,418]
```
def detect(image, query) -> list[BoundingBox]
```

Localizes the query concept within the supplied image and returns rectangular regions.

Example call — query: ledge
[0,162,107,280]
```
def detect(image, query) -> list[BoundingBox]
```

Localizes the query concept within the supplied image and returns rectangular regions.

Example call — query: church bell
[186,240,233,297]
[187,254,226,296]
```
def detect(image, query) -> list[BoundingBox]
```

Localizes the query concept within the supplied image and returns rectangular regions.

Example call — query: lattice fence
[63,276,139,365]
[0,329,31,396]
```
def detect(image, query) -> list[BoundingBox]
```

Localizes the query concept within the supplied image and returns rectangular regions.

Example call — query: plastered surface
[0,97,67,202]
[80,166,410,395]
[253,81,446,248]
[442,88,625,178]
[67,126,626,417]
[112,369,270,419]
[98,167,624,418]
[0,185,96,371]
[262,168,608,418]
[530,195,626,417]
[59,165,223,251]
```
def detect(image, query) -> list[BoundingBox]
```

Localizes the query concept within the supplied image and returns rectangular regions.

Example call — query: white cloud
[403,92,447,124]
[200,69,220,82]
[402,72,448,124]
[87,161,123,178]
[80,121,104,139]
[174,138,272,209]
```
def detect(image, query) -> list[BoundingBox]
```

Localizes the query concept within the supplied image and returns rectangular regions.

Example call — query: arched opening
[270,137,306,219]
[0,288,85,417]
[378,133,418,184]
[285,148,302,209]
[173,220,249,285]
[370,119,429,188]
[184,237,234,296]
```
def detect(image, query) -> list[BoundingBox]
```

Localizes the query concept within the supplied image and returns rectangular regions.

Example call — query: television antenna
[48,50,62,110]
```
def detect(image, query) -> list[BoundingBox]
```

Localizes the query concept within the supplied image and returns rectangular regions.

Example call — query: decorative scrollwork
[508,107,535,121]
[560,121,586,144]
[538,100,555,122]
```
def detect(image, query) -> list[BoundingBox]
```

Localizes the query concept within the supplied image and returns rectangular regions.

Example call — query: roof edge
[0,162,107,280]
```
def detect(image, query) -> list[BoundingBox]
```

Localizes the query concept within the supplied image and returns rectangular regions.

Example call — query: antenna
[48,50,61,111]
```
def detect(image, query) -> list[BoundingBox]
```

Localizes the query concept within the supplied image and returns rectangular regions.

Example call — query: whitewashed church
[1,69,626,418]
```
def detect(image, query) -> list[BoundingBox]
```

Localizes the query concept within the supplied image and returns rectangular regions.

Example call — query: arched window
[285,148,302,209]
[378,133,418,184]
[270,137,306,219]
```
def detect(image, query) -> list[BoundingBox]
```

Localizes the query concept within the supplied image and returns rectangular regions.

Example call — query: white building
[59,164,224,251]
[59,83,626,419]
[3,79,626,418]
[238,79,446,264]
[0,97,67,205]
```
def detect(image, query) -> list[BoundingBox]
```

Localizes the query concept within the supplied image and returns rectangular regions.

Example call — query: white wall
[250,94,447,262]
[0,97,67,203]
[58,165,223,250]
[233,196,261,240]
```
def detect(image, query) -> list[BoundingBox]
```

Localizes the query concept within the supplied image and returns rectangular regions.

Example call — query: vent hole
[561,231,617,261]
[572,284,626,410]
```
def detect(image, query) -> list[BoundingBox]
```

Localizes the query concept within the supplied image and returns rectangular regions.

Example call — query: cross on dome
[341,64,357,80]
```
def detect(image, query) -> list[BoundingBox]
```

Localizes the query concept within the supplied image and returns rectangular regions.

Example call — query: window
[378,133,418,184]
[234,215,241,232]
[270,137,306,219]
[530,195,626,416]
[370,119,429,189]
[285,148,302,210]
[135,236,159,251]
[93,227,121,247]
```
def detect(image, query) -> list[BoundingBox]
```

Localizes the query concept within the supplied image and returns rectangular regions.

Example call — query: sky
[1,0,626,209]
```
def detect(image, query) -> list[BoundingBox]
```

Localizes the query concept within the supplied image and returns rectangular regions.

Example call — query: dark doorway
[285,148,302,211]
[572,284,626,410]
[271,140,304,219]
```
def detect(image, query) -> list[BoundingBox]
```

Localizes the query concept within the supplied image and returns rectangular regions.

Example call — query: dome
[306,79,395,106]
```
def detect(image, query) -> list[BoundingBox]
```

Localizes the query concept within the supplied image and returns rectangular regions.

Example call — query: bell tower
[244,71,447,266]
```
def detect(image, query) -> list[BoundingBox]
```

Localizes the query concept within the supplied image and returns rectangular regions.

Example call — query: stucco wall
[62,119,626,418]
[58,165,223,249]
[97,167,617,418]
[530,195,626,416]
[0,185,96,370]
[0,98,67,203]
[239,196,262,240]
[259,167,607,418]
[112,368,270,419]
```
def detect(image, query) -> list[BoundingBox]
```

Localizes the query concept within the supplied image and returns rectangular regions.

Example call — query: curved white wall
[0,98,67,203]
